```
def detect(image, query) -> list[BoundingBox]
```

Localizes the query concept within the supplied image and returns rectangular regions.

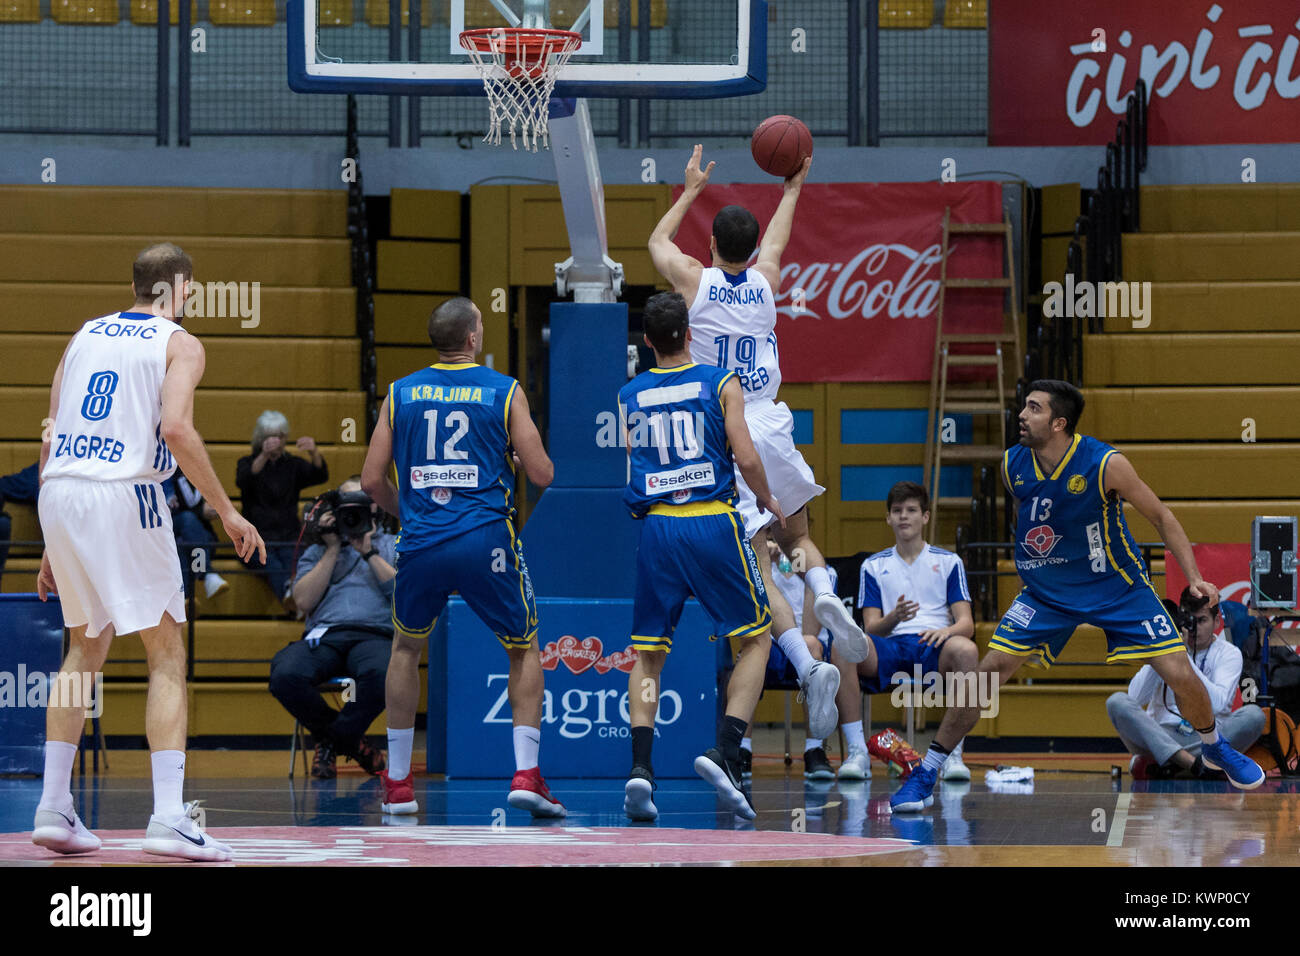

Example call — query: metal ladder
[923,208,1023,519]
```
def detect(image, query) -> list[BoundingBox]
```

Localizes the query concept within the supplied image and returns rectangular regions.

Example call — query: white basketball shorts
[733,399,825,540]
[38,476,187,638]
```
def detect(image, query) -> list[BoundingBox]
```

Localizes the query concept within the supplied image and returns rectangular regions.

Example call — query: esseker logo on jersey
[410,464,478,491]
[645,462,714,496]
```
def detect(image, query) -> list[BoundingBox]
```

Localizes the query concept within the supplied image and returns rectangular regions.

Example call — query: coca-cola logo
[775,242,945,321]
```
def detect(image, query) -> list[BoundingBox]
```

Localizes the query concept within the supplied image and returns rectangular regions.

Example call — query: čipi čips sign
[437,598,720,777]
[991,0,1300,145]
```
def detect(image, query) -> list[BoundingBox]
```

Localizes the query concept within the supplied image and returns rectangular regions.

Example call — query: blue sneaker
[1201,739,1265,790]
[889,763,937,813]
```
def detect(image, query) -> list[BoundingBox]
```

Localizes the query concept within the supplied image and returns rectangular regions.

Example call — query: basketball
[750,115,813,178]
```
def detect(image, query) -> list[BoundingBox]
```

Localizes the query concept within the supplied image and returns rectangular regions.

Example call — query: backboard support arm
[550,98,624,303]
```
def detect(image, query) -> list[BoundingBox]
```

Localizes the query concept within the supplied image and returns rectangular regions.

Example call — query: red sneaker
[867,728,922,779]
[380,770,418,814]
[507,767,566,818]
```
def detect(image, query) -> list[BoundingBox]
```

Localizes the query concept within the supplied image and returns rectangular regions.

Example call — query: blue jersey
[618,363,737,518]
[1002,432,1148,607]
[388,362,519,553]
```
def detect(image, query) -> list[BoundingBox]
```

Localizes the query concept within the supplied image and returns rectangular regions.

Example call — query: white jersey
[688,267,782,405]
[42,311,182,484]
[858,545,971,636]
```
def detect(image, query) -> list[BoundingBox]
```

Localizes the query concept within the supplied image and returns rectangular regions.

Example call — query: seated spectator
[0,462,39,583]
[737,537,837,780]
[235,410,327,603]
[164,470,228,600]
[268,477,391,779]
[831,480,978,782]
[1107,588,1267,780]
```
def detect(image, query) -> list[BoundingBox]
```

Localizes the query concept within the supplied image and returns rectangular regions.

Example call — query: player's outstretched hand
[222,510,267,565]
[785,155,811,191]
[37,550,58,601]
[758,493,787,529]
[1187,579,1220,607]
[685,144,715,194]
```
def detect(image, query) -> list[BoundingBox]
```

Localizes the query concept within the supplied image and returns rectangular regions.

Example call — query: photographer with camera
[236,410,328,604]
[267,476,392,779]
[1107,587,1266,780]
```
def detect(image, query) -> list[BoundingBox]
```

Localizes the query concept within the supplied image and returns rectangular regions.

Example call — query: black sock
[631,726,654,771]
[720,715,748,764]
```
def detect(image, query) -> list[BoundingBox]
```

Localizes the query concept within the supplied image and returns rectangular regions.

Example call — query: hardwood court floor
[1,748,1297,866]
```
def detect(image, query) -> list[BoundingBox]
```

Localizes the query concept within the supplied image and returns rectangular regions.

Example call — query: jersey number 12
[424,409,469,461]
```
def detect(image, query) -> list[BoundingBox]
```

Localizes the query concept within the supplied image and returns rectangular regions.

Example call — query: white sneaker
[624,775,658,822]
[941,743,972,780]
[838,746,870,780]
[142,801,233,862]
[203,573,229,600]
[32,802,101,855]
[814,593,869,664]
[797,660,841,740]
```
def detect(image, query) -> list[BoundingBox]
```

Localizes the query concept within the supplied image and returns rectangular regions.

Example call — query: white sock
[387,727,414,780]
[1198,727,1221,746]
[151,750,186,820]
[513,724,541,771]
[776,627,816,683]
[921,744,948,774]
[741,736,753,752]
[843,720,867,753]
[804,565,833,598]
[39,740,77,810]
[804,738,823,752]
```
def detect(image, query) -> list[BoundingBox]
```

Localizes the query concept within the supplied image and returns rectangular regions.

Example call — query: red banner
[670,182,1004,382]
[991,0,1300,145]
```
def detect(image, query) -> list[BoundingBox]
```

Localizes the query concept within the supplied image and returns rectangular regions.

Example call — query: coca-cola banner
[991,0,1300,145]
[671,181,1004,382]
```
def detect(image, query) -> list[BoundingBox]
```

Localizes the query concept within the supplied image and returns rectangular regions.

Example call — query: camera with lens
[304,488,376,544]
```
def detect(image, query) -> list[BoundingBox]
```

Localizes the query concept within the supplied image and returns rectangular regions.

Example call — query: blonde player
[648,147,867,742]
[32,243,265,862]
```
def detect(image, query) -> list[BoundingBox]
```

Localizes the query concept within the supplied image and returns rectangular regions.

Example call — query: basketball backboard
[287,0,766,99]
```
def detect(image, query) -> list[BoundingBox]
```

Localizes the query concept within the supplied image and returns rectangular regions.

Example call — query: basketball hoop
[459,27,582,152]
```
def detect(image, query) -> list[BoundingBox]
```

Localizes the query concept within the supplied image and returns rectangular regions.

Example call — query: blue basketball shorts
[988,579,1185,668]
[860,634,945,695]
[630,507,771,653]
[392,520,538,649]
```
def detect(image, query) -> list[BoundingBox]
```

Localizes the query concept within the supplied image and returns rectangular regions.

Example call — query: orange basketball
[751,114,813,178]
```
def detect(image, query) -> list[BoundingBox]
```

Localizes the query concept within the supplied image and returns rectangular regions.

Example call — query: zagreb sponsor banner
[672,182,1004,382]
[991,0,1300,145]
[442,598,720,777]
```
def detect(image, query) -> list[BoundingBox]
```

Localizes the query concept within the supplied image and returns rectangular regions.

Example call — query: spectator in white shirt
[1107,588,1266,780]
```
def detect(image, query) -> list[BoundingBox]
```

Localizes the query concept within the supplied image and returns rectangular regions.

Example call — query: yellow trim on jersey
[1101,495,1134,585]
[727,511,764,623]
[387,381,396,428]
[505,516,537,633]
[648,500,737,518]
[503,379,518,435]
[497,629,538,650]
[1002,450,1013,496]
[1030,431,1081,481]
[716,369,735,401]
[648,363,697,374]
[1097,448,1115,504]
[431,362,477,370]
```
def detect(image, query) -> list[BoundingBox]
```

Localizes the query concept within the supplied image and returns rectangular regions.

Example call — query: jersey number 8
[80,370,120,422]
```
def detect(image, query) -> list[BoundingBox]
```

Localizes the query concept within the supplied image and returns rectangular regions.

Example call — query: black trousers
[268,627,392,751]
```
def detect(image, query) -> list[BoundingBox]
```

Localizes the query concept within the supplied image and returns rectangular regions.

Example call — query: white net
[461,29,582,152]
